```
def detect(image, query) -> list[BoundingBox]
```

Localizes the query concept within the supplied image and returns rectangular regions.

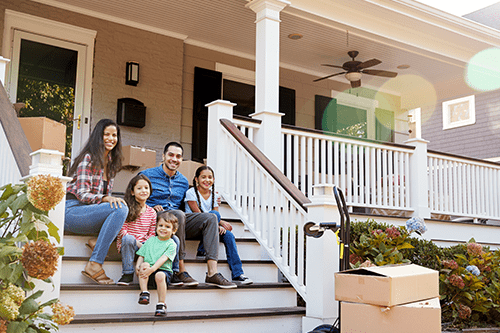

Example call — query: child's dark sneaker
[155,303,166,316]
[138,291,150,305]
[232,275,253,285]
[171,271,199,287]
[117,273,134,286]
[205,273,237,289]
[196,250,207,260]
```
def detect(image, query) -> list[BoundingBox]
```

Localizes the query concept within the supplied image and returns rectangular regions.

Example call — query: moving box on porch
[122,145,156,168]
[340,297,441,333]
[335,263,439,307]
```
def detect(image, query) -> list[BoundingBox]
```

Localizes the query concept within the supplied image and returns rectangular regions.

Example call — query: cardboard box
[18,117,66,153]
[177,160,204,186]
[341,297,441,333]
[335,264,439,307]
[122,145,156,168]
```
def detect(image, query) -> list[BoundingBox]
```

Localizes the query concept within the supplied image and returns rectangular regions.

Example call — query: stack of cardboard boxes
[335,264,441,333]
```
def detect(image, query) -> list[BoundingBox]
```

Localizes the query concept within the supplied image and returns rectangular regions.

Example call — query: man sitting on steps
[140,142,236,289]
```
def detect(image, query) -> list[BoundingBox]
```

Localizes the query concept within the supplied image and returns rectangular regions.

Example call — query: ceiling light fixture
[397,64,410,69]
[345,72,362,82]
[288,33,303,40]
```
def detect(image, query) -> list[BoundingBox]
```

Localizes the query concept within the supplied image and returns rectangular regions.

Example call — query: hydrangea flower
[448,274,465,289]
[467,242,483,257]
[51,302,74,325]
[442,260,459,270]
[27,174,65,211]
[385,227,401,239]
[405,217,427,235]
[466,265,480,276]
[21,240,59,280]
[458,304,472,319]
[0,283,25,321]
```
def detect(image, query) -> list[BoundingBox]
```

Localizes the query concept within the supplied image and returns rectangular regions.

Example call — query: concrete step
[59,307,305,333]
[59,283,298,314]
[61,257,279,284]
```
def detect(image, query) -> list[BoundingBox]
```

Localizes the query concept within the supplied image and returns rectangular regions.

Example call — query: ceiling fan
[314,50,398,88]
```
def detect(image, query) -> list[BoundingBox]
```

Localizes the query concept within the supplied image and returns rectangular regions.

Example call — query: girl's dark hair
[192,166,215,212]
[157,211,179,232]
[124,174,153,222]
[68,119,123,178]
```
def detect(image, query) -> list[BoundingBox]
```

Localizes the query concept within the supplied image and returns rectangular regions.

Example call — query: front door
[8,30,88,160]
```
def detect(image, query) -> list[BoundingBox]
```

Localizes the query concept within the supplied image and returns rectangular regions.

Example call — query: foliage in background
[349,219,500,328]
[0,175,74,332]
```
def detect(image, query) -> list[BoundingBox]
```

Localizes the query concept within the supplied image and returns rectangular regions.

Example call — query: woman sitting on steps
[64,118,128,284]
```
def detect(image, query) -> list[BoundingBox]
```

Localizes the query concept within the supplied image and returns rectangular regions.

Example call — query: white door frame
[3,10,96,156]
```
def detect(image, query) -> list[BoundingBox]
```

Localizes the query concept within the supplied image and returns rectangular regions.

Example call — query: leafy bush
[0,176,74,332]
[349,219,500,328]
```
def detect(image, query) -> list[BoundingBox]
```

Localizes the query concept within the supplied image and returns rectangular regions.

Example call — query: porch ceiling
[31,0,500,109]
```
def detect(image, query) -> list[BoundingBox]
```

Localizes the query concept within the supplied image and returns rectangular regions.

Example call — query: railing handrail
[0,84,31,176]
[220,118,311,210]
[282,123,415,151]
[428,150,500,168]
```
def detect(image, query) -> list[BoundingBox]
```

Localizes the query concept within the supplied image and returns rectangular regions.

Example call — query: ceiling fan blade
[313,71,346,82]
[321,64,345,69]
[357,58,382,69]
[362,69,398,78]
[351,80,361,88]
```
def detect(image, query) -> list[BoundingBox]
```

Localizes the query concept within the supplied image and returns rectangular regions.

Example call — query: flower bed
[350,218,500,330]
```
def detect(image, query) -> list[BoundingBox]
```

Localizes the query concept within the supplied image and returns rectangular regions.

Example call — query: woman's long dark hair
[124,174,153,222]
[192,166,215,212]
[68,119,123,178]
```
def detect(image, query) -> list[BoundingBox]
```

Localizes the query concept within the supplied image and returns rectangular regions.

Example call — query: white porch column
[405,138,431,218]
[302,184,340,333]
[246,0,289,170]
[206,99,235,193]
[23,149,71,304]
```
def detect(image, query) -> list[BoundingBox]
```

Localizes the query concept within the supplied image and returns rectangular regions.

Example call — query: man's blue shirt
[140,165,189,210]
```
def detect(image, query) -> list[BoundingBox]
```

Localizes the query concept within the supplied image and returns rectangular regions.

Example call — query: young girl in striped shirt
[116,174,157,285]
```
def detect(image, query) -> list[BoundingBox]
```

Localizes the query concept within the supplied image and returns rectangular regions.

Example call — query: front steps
[59,215,305,332]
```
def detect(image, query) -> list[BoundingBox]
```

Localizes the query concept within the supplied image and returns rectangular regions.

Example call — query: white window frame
[442,95,475,130]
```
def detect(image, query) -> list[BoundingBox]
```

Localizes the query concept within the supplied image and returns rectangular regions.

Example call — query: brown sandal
[82,269,114,285]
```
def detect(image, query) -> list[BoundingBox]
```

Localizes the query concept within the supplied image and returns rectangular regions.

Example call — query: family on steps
[64,119,252,316]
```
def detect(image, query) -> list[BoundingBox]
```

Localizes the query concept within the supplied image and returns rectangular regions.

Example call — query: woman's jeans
[121,234,180,274]
[65,199,128,264]
[197,210,244,279]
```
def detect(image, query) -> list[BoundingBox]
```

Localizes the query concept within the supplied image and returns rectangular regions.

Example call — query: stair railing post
[22,149,71,304]
[405,138,431,219]
[206,99,235,193]
[302,184,340,333]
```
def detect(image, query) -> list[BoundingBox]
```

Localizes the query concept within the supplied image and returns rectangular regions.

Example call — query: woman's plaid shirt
[66,153,114,204]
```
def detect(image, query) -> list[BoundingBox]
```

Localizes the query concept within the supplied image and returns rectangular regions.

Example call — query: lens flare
[466,48,500,91]
[376,74,437,125]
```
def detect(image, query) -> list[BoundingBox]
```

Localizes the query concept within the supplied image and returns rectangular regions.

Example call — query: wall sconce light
[126,61,139,86]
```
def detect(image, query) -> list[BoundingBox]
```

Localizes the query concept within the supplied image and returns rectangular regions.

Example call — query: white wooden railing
[428,151,500,220]
[215,118,309,299]
[281,126,415,211]
[233,116,500,221]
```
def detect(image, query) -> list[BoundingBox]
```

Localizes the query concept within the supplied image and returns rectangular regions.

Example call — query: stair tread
[69,306,306,324]
[61,282,292,291]
[62,256,273,264]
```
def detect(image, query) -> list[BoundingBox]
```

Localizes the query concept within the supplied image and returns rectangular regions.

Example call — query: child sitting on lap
[136,211,178,316]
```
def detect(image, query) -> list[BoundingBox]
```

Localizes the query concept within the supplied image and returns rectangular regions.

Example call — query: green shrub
[349,220,500,328]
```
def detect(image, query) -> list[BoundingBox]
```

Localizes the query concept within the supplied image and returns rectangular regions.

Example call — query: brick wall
[0,0,184,165]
